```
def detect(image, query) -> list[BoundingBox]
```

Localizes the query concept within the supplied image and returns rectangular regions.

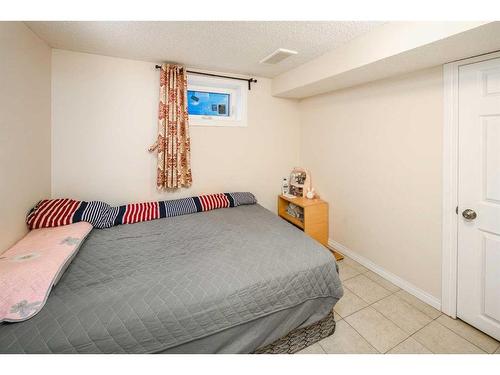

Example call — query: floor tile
[318,320,378,354]
[413,321,485,354]
[333,310,342,321]
[337,261,360,281]
[394,290,441,319]
[387,337,432,354]
[343,274,392,304]
[364,270,400,292]
[296,342,325,354]
[345,307,409,353]
[333,288,368,318]
[341,257,369,273]
[436,315,500,354]
[372,294,432,334]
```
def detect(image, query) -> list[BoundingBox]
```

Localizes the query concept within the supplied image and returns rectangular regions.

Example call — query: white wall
[299,67,443,300]
[0,22,51,252]
[51,50,300,211]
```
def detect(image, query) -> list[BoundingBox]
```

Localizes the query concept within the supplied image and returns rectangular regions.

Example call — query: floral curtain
[149,64,192,189]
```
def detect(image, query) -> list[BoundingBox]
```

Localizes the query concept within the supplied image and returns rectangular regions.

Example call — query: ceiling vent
[259,48,298,64]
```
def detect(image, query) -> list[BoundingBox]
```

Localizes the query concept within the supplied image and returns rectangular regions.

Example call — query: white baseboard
[329,239,441,311]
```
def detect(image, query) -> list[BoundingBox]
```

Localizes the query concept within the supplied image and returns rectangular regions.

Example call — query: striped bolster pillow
[26,192,257,230]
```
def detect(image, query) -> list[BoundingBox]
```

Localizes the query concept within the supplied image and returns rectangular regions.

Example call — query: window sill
[189,118,247,128]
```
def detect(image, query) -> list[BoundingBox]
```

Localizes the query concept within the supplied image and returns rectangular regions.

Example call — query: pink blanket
[0,222,93,322]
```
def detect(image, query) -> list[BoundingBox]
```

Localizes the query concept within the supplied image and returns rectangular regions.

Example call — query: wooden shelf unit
[277,195,344,261]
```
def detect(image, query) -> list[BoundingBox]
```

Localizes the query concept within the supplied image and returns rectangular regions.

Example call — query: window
[187,74,247,127]
[188,91,230,117]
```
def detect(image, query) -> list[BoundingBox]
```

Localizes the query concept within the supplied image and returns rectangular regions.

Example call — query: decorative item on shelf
[289,167,312,198]
[281,177,289,195]
[286,203,304,222]
[281,175,297,199]
[306,188,316,200]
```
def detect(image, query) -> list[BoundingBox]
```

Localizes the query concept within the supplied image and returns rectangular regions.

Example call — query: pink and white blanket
[0,222,93,322]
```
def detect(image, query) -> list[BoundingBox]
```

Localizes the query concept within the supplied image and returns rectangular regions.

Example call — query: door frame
[442,51,500,318]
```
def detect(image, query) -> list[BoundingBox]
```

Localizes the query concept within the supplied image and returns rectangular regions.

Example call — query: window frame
[187,74,248,127]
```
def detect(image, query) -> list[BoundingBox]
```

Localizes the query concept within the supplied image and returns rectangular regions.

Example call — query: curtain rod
[155,65,257,90]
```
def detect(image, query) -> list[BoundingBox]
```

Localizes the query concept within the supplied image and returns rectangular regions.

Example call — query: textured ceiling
[26,21,384,78]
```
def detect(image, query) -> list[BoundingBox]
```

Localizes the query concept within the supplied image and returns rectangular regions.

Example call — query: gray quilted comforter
[0,204,343,353]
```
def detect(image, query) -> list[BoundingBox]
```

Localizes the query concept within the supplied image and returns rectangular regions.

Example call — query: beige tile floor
[298,256,500,354]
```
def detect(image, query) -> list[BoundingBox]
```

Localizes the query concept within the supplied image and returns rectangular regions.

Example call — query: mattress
[0,204,343,354]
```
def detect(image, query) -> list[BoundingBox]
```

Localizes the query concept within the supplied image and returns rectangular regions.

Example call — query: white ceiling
[26,21,384,78]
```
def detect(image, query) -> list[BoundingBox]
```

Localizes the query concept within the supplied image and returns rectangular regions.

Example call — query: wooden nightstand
[277,195,344,261]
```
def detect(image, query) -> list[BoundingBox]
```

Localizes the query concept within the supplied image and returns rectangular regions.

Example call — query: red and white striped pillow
[26,199,81,230]
[121,202,160,225]
[198,193,230,211]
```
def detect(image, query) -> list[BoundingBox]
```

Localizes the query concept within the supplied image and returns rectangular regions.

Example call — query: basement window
[187,74,247,127]
[188,91,230,117]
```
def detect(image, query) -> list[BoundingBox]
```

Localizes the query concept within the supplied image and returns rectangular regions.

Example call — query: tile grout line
[406,313,449,353]
[331,316,382,354]
[407,316,488,354]
[370,301,433,350]
[344,275,440,322]
[434,317,499,353]
[314,342,327,354]
[396,314,439,353]
[391,302,492,354]
[334,283,398,319]
[428,319,493,354]
[340,265,398,294]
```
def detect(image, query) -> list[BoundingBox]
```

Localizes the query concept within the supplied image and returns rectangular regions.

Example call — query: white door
[457,57,500,341]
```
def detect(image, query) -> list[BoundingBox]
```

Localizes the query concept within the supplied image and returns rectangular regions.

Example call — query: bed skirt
[253,311,336,354]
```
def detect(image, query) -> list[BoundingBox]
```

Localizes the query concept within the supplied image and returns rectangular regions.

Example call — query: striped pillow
[121,202,160,225]
[197,193,230,211]
[26,192,258,230]
[26,199,82,229]
[79,201,115,229]
[229,192,257,206]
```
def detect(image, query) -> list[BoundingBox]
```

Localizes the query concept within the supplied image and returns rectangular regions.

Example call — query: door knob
[462,209,477,220]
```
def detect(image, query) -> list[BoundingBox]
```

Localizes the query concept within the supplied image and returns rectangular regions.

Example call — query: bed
[0,204,343,354]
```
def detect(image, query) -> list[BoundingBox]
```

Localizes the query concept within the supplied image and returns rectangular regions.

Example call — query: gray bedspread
[0,204,343,353]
